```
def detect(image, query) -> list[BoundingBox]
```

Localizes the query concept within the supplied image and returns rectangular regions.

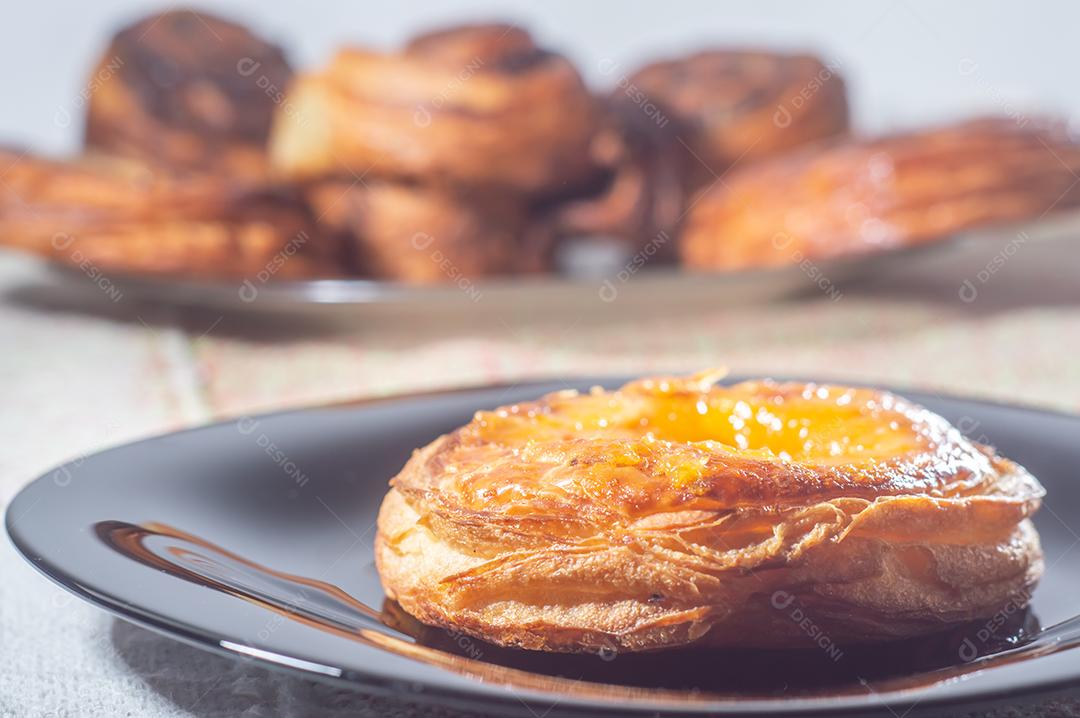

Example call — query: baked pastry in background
[552,50,848,256]
[376,371,1044,654]
[681,117,1080,270]
[0,149,335,279]
[551,94,689,261]
[627,50,849,186]
[84,9,292,180]
[308,181,551,283]
[270,23,603,196]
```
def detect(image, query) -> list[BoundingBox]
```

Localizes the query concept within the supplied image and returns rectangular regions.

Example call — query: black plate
[7,377,1080,716]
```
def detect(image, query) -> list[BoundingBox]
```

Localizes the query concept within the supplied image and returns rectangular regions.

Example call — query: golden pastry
[680,117,1080,270]
[626,50,849,185]
[84,9,292,180]
[376,371,1044,654]
[270,23,603,195]
[308,180,552,283]
[0,149,335,279]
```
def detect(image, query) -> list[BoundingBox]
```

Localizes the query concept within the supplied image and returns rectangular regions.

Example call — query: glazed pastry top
[397,372,1043,520]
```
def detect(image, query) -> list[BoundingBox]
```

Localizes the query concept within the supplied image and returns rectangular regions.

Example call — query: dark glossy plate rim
[7,377,1080,716]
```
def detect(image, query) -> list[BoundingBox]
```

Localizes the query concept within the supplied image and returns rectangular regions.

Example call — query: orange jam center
[472,379,930,469]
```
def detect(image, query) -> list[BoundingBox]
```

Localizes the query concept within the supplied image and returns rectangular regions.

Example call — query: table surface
[1,237,1079,718]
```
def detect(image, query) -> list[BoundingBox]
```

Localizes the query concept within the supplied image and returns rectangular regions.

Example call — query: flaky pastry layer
[376,372,1044,653]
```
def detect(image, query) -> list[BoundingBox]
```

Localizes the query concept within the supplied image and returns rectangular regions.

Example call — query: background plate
[7,377,1080,716]
[23,207,1080,316]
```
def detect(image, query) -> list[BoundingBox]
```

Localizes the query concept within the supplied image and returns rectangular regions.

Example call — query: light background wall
[1,0,1071,154]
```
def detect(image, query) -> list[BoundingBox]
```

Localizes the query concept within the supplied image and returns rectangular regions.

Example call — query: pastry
[553,50,848,256]
[0,149,334,279]
[84,9,292,180]
[376,371,1044,654]
[308,180,552,283]
[626,50,849,186]
[551,94,689,260]
[270,23,603,195]
[681,117,1080,270]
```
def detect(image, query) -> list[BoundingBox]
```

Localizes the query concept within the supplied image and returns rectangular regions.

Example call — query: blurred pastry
[271,23,603,195]
[376,371,1044,653]
[308,180,551,283]
[627,50,849,186]
[681,117,1080,270]
[553,50,847,256]
[551,94,690,260]
[0,149,334,279]
[84,9,292,180]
